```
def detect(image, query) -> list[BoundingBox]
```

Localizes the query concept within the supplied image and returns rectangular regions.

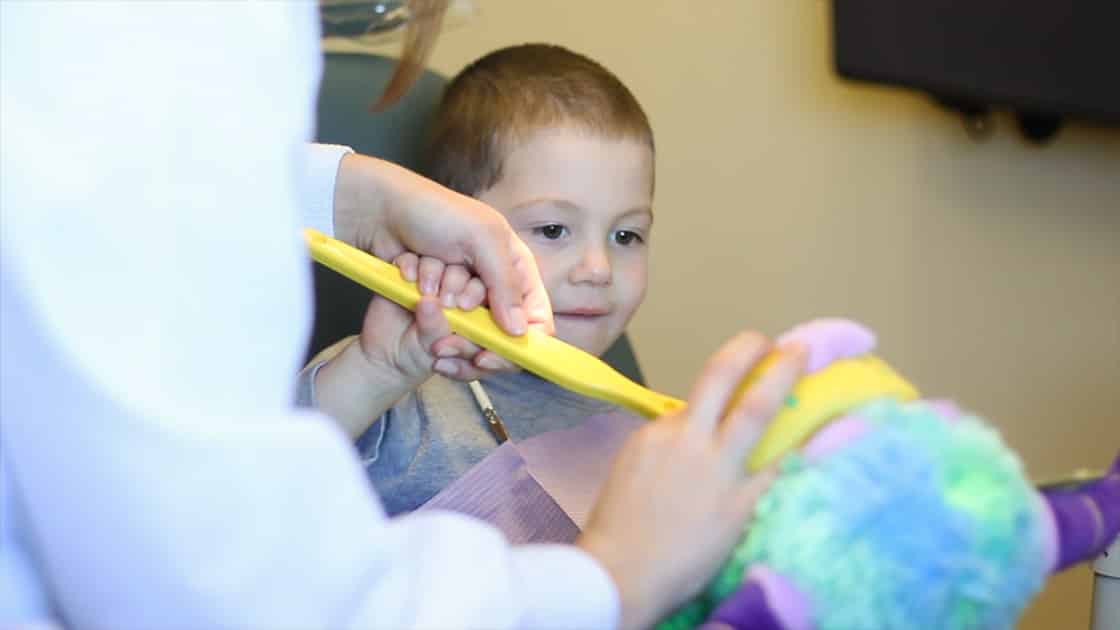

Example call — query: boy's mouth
[554,307,612,319]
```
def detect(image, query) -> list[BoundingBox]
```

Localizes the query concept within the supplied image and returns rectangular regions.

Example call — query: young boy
[304,44,655,517]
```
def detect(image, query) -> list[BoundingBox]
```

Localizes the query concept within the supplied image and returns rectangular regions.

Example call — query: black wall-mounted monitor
[832,1,1120,138]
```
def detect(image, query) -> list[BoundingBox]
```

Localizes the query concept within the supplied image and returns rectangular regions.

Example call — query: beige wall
[372,1,1120,626]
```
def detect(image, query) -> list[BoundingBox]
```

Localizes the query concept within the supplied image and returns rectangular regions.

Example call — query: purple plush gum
[920,399,963,423]
[777,319,876,374]
[802,415,871,462]
[802,401,962,463]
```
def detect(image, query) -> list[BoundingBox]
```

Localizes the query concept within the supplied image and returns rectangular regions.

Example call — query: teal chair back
[307,53,645,385]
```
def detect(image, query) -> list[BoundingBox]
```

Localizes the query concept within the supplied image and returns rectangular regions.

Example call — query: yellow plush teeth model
[734,352,918,470]
[303,229,918,469]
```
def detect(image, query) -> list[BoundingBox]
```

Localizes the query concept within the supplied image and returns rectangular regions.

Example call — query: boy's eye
[534,224,568,240]
[613,230,643,246]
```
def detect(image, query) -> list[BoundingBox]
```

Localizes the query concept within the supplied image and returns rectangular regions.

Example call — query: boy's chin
[550,327,593,351]
[552,315,625,357]
[554,332,616,359]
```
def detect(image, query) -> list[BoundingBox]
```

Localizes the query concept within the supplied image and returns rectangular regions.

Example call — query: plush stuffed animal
[665,319,1119,630]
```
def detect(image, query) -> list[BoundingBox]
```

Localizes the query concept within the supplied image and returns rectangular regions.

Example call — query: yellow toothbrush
[304,228,686,419]
[304,228,920,470]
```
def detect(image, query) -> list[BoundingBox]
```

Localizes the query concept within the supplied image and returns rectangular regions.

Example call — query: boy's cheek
[615,259,649,307]
[526,248,576,295]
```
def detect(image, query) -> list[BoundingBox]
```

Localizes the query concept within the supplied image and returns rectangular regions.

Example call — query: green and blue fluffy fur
[659,399,1048,630]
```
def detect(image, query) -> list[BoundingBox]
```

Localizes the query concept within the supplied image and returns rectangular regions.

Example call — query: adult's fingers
[512,240,555,337]
[684,331,773,436]
[719,346,806,466]
[732,466,779,516]
[463,223,532,336]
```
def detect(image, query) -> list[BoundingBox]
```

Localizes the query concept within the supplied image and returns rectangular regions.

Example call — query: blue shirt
[358,370,619,515]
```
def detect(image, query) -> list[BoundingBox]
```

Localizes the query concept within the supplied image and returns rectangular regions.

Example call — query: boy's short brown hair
[423,43,654,197]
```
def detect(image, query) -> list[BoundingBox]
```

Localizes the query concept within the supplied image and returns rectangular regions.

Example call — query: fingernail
[507,306,527,336]
[478,355,504,370]
[442,293,456,308]
[420,279,436,295]
[434,359,458,376]
[435,346,459,358]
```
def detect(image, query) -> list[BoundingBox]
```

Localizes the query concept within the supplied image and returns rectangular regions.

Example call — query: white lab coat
[0,2,617,628]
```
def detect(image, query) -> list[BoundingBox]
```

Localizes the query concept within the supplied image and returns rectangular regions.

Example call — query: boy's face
[478,126,654,357]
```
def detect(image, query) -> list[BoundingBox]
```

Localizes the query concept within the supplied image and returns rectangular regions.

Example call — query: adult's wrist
[332,153,392,250]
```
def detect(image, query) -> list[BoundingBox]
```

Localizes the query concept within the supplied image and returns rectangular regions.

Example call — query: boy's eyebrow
[507,199,654,220]
[506,198,582,213]
[619,206,654,221]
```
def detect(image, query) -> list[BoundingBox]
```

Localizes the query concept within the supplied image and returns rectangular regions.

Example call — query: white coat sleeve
[301,143,354,237]
[0,3,618,629]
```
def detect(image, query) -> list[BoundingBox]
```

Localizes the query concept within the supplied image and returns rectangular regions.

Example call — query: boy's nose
[570,245,612,286]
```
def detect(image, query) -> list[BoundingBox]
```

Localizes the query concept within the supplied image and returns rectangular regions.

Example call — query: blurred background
[358,2,1120,626]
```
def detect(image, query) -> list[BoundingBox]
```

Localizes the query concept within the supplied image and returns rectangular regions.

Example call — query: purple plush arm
[698,566,812,630]
[697,581,785,630]
[697,454,1120,630]
[1043,453,1120,573]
